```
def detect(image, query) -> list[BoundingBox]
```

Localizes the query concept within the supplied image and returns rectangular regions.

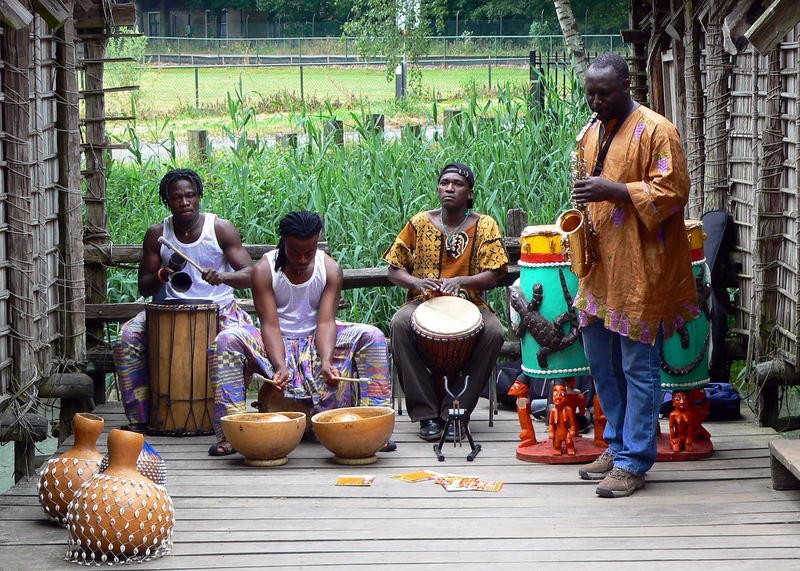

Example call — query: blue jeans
[581,320,663,476]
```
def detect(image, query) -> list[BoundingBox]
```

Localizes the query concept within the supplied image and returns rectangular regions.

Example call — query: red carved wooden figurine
[669,391,696,452]
[592,393,607,448]
[549,384,578,456]
[508,379,537,447]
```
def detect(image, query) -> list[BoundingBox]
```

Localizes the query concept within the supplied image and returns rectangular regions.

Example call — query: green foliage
[104,29,148,92]
[343,0,446,90]
[105,79,589,332]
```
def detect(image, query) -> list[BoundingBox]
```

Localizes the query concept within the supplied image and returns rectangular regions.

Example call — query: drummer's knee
[210,327,247,353]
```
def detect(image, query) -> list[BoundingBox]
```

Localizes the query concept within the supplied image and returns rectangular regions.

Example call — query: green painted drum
[511,225,589,379]
[660,220,710,390]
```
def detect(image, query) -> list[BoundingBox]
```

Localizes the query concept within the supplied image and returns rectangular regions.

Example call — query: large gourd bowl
[311,406,396,465]
[220,412,307,466]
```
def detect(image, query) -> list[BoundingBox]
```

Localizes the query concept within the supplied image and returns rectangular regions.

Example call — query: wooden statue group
[510,376,712,462]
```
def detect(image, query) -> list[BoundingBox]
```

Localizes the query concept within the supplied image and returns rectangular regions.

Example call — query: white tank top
[160,213,235,305]
[264,249,327,338]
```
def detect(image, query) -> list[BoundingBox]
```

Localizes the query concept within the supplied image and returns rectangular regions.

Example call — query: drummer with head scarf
[384,162,509,441]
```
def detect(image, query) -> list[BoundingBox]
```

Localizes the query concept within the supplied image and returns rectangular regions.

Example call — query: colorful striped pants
[211,322,391,441]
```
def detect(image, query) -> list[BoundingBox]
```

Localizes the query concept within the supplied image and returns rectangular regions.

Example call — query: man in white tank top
[208,211,394,454]
[114,169,259,440]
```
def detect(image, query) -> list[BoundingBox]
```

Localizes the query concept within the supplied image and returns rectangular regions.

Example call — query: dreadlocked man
[209,210,393,456]
[114,168,256,439]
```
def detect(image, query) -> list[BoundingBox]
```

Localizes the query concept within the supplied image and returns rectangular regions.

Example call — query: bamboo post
[324,119,344,146]
[82,34,111,404]
[4,20,36,481]
[188,129,209,161]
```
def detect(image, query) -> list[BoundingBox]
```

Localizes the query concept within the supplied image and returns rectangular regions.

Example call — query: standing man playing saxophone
[572,53,697,497]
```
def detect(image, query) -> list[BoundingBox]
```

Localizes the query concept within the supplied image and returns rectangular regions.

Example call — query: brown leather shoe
[578,450,615,480]
[595,466,645,498]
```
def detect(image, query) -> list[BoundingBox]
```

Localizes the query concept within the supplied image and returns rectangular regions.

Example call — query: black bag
[660,382,741,421]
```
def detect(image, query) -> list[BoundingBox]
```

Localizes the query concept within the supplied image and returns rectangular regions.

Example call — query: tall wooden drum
[660,220,710,390]
[513,225,589,378]
[411,296,484,375]
[145,301,219,435]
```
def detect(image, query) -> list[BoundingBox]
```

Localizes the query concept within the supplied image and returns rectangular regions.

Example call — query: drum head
[412,296,482,336]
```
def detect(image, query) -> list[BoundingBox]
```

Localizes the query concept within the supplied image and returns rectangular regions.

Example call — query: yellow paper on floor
[336,475,376,486]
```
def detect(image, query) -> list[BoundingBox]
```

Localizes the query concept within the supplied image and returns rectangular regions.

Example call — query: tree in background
[343,0,446,91]
[553,0,588,83]
[256,0,355,23]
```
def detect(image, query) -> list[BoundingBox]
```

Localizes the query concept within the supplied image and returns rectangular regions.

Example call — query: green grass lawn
[106,64,531,118]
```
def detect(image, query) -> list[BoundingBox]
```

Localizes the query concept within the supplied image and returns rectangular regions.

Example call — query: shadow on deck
[1,401,800,569]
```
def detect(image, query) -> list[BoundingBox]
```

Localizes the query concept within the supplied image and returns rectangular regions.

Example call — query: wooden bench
[768,439,800,490]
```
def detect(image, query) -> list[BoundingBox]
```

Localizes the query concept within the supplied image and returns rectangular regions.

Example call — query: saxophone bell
[555,208,592,279]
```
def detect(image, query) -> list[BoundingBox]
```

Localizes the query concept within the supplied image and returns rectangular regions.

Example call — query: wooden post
[702,7,732,212]
[324,119,344,146]
[683,0,705,219]
[753,48,785,374]
[276,132,297,148]
[4,18,36,481]
[56,10,86,365]
[82,35,110,406]
[188,129,209,161]
[504,208,529,346]
[443,108,462,137]
[401,124,422,140]
[367,113,385,135]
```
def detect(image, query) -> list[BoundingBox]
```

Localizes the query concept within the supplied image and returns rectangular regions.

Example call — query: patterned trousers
[211,321,392,441]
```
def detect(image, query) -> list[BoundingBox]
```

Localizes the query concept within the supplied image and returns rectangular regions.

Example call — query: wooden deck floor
[1,401,800,569]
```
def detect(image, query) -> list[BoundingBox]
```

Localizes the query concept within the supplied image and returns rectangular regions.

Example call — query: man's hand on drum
[201,268,225,286]
[414,277,441,296]
[439,276,466,295]
[319,361,340,387]
[271,365,291,390]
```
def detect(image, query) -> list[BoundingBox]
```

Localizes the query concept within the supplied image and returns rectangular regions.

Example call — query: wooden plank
[31,0,70,28]
[769,439,800,489]
[82,239,519,265]
[745,0,800,55]
[0,0,33,29]
[73,1,135,29]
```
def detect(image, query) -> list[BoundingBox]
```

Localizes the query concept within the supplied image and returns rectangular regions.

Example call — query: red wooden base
[516,436,606,464]
[655,433,713,461]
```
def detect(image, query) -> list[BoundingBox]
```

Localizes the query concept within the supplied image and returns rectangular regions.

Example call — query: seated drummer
[384,163,509,441]
[114,168,257,435]
[210,210,393,453]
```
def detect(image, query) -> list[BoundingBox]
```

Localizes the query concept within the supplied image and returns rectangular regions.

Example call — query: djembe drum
[411,295,484,375]
[513,225,589,378]
[660,219,711,391]
[145,300,219,435]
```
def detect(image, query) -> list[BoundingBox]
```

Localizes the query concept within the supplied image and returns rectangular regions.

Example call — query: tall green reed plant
[105,79,588,331]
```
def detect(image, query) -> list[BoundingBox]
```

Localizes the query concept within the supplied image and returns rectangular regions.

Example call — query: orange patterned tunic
[383,211,509,307]
[574,105,699,344]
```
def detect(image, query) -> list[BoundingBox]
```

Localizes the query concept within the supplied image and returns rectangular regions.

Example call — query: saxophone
[555,112,598,279]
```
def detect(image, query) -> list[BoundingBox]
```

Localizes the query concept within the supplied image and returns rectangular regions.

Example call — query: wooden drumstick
[331,376,371,383]
[158,236,206,273]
